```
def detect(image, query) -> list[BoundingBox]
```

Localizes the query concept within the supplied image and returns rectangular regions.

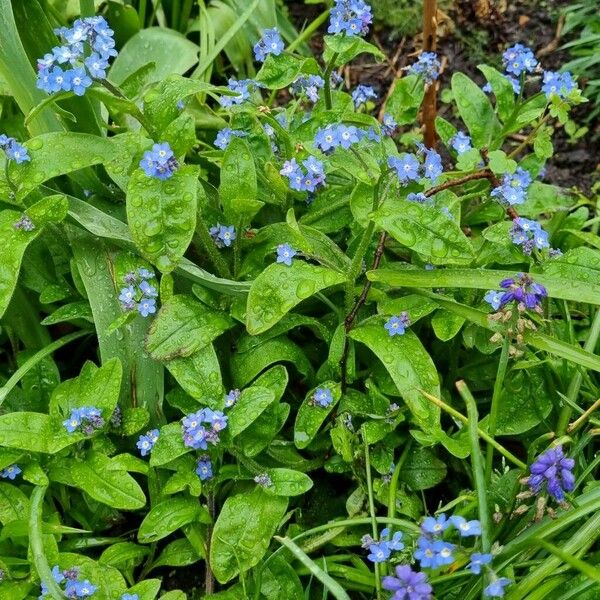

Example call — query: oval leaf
[294,382,341,449]
[138,497,204,543]
[228,386,276,437]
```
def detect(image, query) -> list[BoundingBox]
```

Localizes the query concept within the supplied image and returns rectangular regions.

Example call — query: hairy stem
[323,53,339,110]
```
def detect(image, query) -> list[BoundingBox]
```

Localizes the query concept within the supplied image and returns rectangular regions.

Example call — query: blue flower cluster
[541,71,576,100]
[510,217,549,254]
[13,215,35,232]
[408,52,441,85]
[280,156,326,192]
[254,28,284,62]
[196,455,213,481]
[136,429,159,457]
[119,268,158,318]
[352,84,377,108]
[315,124,363,152]
[63,407,104,434]
[484,273,547,312]
[528,445,575,502]
[214,128,247,150]
[0,135,30,164]
[363,528,404,563]
[0,464,21,480]
[36,16,116,96]
[383,565,433,600]
[224,388,241,408]
[449,131,472,155]
[276,243,297,266]
[40,565,96,598]
[181,408,228,450]
[502,43,538,77]
[384,312,410,337]
[290,75,325,103]
[490,167,532,206]
[219,78,262,108]
[312,387,333,408]
[139,142,179,180]
[388,145,443,185]
[254,473,273,488]
[209,223,236,248]
[328,0,373,36]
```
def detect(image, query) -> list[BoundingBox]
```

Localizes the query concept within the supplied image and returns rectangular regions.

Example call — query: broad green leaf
[210,487,288,583]
[400,447,447,491]
[99,542,150,568]
[162,112,196,157]
[238,403,290,457]
[166,344,224,406]
[127,165,198,273]
[219,137,262,223]
[435,116,458,145]
[294,382,341,449]
[246,262,345,334]
[121,407,150,435]
[120,579,161,600]
[323,34,384,65]
[431,309,465,341]
[149,422,190,467]
[145,295,233,361]
[385,75,425,125]
[151,538,203,569]
[70,452,146,510]
[9,134,114,201]
[0,483,29,525]
[41,301,93,325]
[164,466,202,496]
[542,247,600,284]
[0,194,67,318]
[350,318,440,429]
[478,64,515,123]
[451,72,501,148]
[138,497,206,543]
[378,294,438,324]
[263,468,313,496]
[260,554,304,600]
[487,150,517,175]
[372,200,474,265]
[0,412,80,454]
[228,386,277,437]
[109,27,199,85]
[256,54,320,89]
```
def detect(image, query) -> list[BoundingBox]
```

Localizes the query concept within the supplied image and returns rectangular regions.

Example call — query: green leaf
[431,309,465,341]
[323,34,384,65]
[145,295,233,361]
[542,247,600,284]
[138,497,205,543]
[264,468,313,496]
[533,126,553,159]
[350,318,440,429]
[451,72,501,148]
[210,487,288,583]
[70,452,146,510]
[127,165,198,273]
[0,482,29,525]
[219,137,262,223]
[238,403,290,457]
[372,200,474,265]
[151,538,203,569]
[149,422,190,467]
[487,150,517,175]
[400,447,447,491]
[246,262,345,334]
[99,542,150,568]
[120,579,161,600]
[256,54,320,89]
[478,64,515,123]
[260,554,304,600]
[294,382,341,449]
[228,386,277,437]
[385,75,425,125]
[41,301,93,325]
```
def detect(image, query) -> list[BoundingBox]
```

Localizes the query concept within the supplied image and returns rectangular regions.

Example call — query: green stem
[557,308,600,434]
[387,440,413,520]
[233,219,243,278]
[287,9,331,53]
[486,335,510,479]
[138,0,147,26]
[364,441,382,599]
[457,381,491,554]
[323,53,339,110]
[30,487,66,600]
[193,214,232,279]
[0,330,89,407]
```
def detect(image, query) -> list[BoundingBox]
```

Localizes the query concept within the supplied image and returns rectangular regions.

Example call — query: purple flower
[491,272,547,311]
[196,456,213,481]
[542,71,576,100]
[502,43,538,76]
[0,464,22,480]
[449,515,481,537]
[63,406,104,434]
[408,52,441,85]
[276,243,296,266]
[136,429,159,457]
[384,312,410,337]
[388,154,420,183]
[382,564,433,600]
[484,577,512,597]
[467,552,492,575]
[450,131,472,155]
[254,473,273,487]
[351,84,377,108]
[313,387,333,408]
[528,445,575,501]
[13,215,35,231]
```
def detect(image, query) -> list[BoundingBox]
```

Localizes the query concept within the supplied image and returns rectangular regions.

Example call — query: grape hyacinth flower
[196,456,213,481]
[224,389,241,408]
[502,43,538,76]
[484,577,512,598]
[382,565,433,600]
[312,387,333,408]
[328,0,373,36]
[528,445,575,502]
[490,167,532,206]
[408,52,441,85]
[214,128,247,150]
[510,217,550,254]
[388,154,420,183]
[384,312,410,337]
[467,552,493,575]
[0,464,22,480]
[449,515,482,537]
[140,142,179,180]
[541,71,576,100]
[63,407,104,434]
[290,75,325,103]
[450,131,472,155]
[351,84,377,108]
[276,243,296,266]
[136,429,159,457]
[0,135,30,163]
[253,28,284,62]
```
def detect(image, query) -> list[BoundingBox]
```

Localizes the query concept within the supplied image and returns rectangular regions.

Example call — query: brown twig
[423,170,494,197]
[538,14,565,57]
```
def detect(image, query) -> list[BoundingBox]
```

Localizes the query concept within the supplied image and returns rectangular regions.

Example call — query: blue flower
[225,389,240,408]
[219,78,259,107]
[351,84,377,108]
[84,53,108,78]
[204,409,228,432]
[63,406,105,435]
[209,223,236,248]
[491,167,532,206]
[483,74,521,95]
[449,516,481,537]
[541,71,576,100]
[290,75,325,103]
[414,536,456,569]
[136,429,159,457]
[69,67,92,96]
[313,387,333,408]
[315,126,342,152]
[254,28,285,62]
[65,579,97,597]
[139,280,158,298]
[450,131,472,154]
[121,594,139,600]
[528,445,575,502]
[0,464,22,480]
[196,456,213,481]
[328,0,372,37]
[407,192,428,203]
[3,138,30,163]
[408,52,441,84]
[63,409,83,433]
[421,513,450,535]
[337,125,361,149]
[276,243,297,266]
[367,541,391,563]
[383,565,432,600]
[254,473,273,487]
[510,217,550,254]
[467,552,492,575]
[484,290,503,311]
[119,286,136,309]
[137,298,156,318]
[140,142,178,180]
[384,312,410,336]
[388,154,420,183]
[280,157,325,192]
[182,408,226,449]
[214,128,247,150]
[380,527,404,551]
[484,577,512,597]
[502,43,537,76]
[422,146,443,181]
[138,268,154,280]
[382,113,397,136]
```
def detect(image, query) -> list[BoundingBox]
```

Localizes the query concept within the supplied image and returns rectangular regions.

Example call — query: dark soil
[285,0,599,194]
